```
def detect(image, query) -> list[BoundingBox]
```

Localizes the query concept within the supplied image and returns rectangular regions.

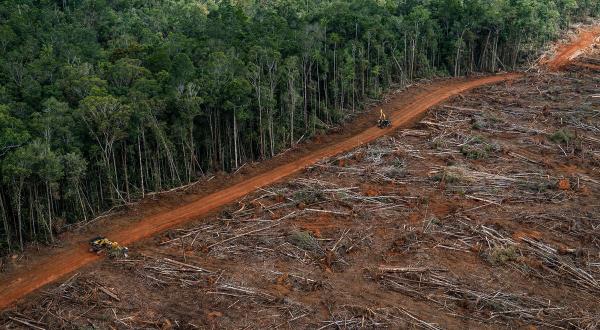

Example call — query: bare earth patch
[3,50,600,330]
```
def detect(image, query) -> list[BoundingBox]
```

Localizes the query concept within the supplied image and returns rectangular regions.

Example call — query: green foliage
[287,230,322,252]
[0,105,30,158]
[471,114,502,130]
[460,136,500,159]
[170,54,195,87]
[0,0,596,252]
[432,169,462,184]
[487,246,519,266]
[294,188,326,204]
[519,180,553,193]
[549,129,575,144]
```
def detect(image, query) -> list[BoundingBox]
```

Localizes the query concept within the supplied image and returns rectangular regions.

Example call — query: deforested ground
[3,52,600,330]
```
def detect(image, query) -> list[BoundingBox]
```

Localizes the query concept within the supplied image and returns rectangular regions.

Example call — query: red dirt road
[546,26,600,70]
[0,73,521,310]
[0,26,597,311]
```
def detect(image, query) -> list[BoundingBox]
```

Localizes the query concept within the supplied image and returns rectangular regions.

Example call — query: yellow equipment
[377,109,391,128]
[89,236,129,258]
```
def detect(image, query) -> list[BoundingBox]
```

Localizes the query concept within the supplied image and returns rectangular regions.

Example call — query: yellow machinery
[377,109,391,128]
[89,237,129,258]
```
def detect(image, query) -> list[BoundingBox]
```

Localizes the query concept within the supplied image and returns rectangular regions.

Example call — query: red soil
[545,27,600,70]
[0,74,520,310]
[1,25,597,311]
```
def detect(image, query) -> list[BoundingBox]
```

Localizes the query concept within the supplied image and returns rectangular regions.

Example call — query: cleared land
[545,26,600,70]
[2,34,600,329]
[0,75,520,311]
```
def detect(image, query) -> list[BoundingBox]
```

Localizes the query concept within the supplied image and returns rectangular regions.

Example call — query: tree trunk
[233,110,239,169]
[0,194,11,251]
[288,76,295,146]
[46,181,53,242]
[15,178,24,250]
[137,132,144,197]
[123,144,130,201]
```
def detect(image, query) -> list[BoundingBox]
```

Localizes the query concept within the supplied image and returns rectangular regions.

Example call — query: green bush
[287,231,321,252]
[487,246,519,265]
[549,129,575,144]
[460,137,499,159]
[293,189,326,204]
[432,170,461,184]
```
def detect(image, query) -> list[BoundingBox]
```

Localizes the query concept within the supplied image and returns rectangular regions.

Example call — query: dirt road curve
[546,26,600,70]
[0,27,597,311]
[0,74,520,310]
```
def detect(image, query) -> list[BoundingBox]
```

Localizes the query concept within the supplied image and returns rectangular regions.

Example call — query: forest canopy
[0,0,598,252]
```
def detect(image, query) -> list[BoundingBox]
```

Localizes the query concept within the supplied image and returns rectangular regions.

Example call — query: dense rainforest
[0,0,598,252]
